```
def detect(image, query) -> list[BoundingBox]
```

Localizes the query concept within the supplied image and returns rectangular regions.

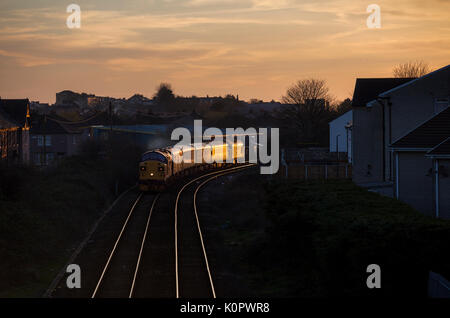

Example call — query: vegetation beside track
[201,175,450,297]
[0,140,142,297]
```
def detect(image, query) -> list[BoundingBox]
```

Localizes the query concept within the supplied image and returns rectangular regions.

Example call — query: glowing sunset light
[0,0,449,102]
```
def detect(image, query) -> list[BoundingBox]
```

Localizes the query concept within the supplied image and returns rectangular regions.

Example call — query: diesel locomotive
[138,141,245,191]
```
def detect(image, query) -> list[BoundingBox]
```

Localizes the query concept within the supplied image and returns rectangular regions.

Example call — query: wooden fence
[276,164,352,180]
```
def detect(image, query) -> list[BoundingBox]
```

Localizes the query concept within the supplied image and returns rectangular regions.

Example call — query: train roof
[142,140,244,157]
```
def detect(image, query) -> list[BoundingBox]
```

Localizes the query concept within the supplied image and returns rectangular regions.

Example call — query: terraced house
[352,65,450,218]
[0,99,31,164]
[30,115,86,166]
[391,107,450,218]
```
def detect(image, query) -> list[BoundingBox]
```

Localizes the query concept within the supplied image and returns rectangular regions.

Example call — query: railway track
[91,193,160,298]
[175,164,255,298]
[89,164,254,298]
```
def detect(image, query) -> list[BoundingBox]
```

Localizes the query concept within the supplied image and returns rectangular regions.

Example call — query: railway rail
[85,164,254,298]
[174,164,255,298]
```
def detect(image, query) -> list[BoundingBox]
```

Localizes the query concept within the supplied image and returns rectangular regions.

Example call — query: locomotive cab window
[141,151,168,164]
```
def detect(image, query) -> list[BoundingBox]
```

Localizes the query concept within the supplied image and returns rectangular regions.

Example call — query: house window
[32,152,55,165]
[37,135,52,146]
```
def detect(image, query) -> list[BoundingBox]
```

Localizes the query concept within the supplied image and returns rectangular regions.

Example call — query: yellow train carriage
[210,143,227,166]
[232,142,245,163]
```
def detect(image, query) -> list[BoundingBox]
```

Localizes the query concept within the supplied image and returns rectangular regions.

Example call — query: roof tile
[391,107,450,149]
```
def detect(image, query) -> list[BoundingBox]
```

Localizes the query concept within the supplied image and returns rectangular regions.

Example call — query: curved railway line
[86,164,254,298]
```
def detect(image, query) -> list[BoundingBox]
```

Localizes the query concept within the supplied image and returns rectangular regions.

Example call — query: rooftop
[427,137,450,157]
[30,115,84,134]
[391,107,450,150]
[380,65,450,97]
[352,78,415,107]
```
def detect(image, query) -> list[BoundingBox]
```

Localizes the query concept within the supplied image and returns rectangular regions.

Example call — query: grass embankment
[0,143,140,297]
[212,177,450,297]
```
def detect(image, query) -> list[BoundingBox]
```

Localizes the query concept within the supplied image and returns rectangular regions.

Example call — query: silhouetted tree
[336,98,352,115]
[393,60,430,78]
[281,79,333,145]
[153,83,175,107]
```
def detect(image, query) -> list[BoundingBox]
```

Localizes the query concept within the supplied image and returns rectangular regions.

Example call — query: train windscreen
[141,152,168,164]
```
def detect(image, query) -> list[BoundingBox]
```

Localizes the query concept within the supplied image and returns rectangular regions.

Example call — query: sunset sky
[0,0,449,104]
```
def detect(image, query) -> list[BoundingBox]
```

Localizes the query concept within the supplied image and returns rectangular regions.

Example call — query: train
[138,141,245,191]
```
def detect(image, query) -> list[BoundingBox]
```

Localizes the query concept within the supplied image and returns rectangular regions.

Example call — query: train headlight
[140,166,146,171]
[150,173,154,176]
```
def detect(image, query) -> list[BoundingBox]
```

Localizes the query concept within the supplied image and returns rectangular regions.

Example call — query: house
[351,64,450,217]
[352,78,417,183]
[391,107,450,218]
[329,110,353,163]
[55,90,93,107]
[30,101,51,114]
[427,138,450,218]
[30,115,86,166]
[237,102,283,117]
[373,66,450,185]
[353,66,450,186]
[0,99,31,164]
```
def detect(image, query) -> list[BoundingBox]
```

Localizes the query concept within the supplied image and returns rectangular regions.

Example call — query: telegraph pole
[42,114,47,166]
[109,101,118,195]
[109,101,113,154]
[109,101,113,134]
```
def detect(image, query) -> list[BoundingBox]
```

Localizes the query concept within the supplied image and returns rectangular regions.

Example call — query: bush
[0,145,141,296]
[252,180,450,297]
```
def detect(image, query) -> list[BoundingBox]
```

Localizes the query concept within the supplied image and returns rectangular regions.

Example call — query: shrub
[255,180,450,297]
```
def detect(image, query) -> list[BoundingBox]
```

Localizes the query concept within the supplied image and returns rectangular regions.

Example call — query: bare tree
[281,79,333,144]
[393,60,430,78]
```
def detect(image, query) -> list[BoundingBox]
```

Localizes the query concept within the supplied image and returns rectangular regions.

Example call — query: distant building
[237,102,283,116]
[0,99,31,164]
[30,115,87,166]
[329,110,353,163]
[127,94,154,106]
[87,96,112,109]
[55,90,94,107]
[30,101,51,114]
